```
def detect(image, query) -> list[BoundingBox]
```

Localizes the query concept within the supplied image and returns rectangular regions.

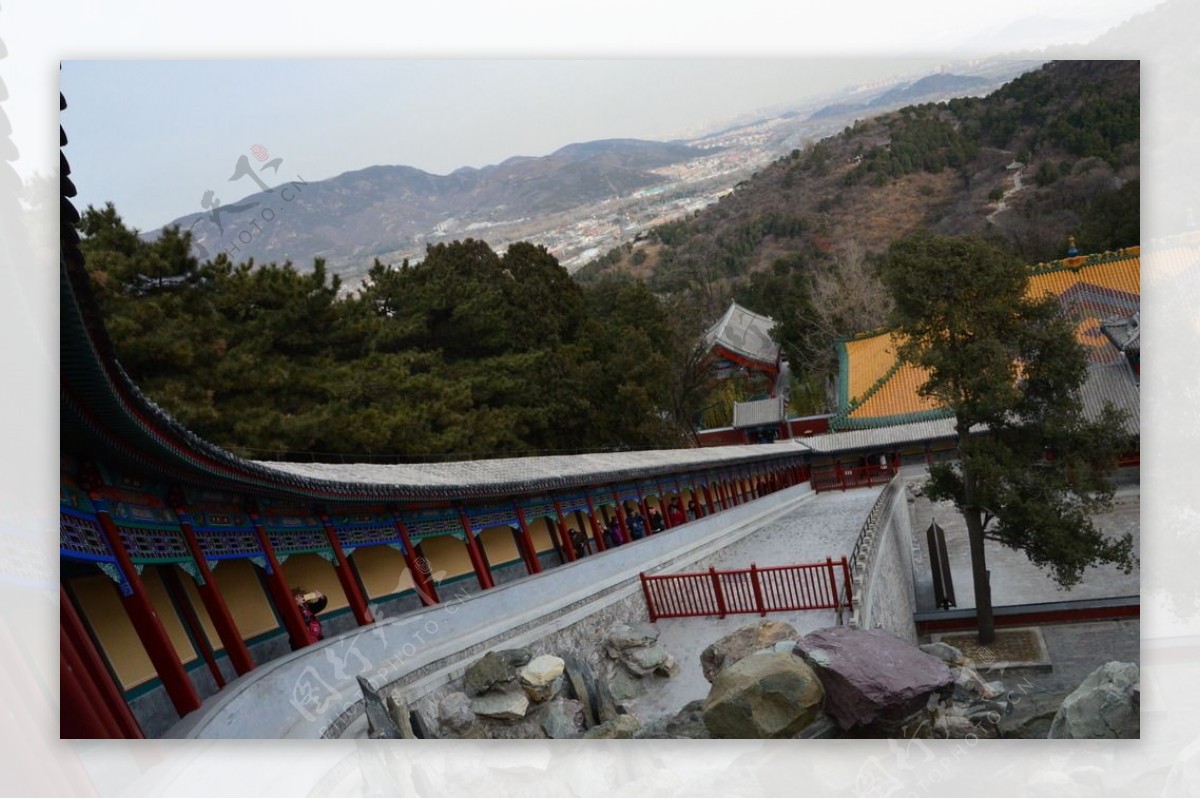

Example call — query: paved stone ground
[625,486,885,723]
[907,475,1141,611]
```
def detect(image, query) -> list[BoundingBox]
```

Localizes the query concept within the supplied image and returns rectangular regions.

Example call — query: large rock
[470,686,531,721]
[606,666,645,702]
[583,714,642,739]
[635,699,712,739]
[1048,661,1140,739]
[464,650,528,696]
[519,655,566,702]
[358,675,401,739]
[701,620,800,683]
[606,622,659,653]
[437,691,477,737]
[794,626,954,734]
[701,651,824,738]
[535,698,586,739]
[561,655,599,728]
[621,644,676,677]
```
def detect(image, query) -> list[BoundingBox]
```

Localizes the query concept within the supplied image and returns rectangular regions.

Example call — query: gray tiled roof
[1081,360,1140,436]
[704,302,780,366]
[733,396,785,428]
[797,418,961,453]
[257,440,812,496]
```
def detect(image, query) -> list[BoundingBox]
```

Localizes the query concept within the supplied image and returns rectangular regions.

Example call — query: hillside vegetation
[78,60,1138,458]
[577,61,1139,402]
[80,205,715,461]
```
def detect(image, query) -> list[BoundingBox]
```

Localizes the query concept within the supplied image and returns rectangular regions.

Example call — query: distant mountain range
[156,139,708,276]
[808,73,992,120]
[149,63,1036,282]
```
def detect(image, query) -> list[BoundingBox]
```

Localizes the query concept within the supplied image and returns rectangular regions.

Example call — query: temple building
[801,249,1141,482]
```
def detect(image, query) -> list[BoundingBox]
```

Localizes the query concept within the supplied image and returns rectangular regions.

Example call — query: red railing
[811,464,893,493]
[639,557,853,622]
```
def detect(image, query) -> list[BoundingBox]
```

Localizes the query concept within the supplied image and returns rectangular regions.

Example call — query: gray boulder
[464,650,524,696]
[606,666,645,702]
[702,650,824,738]
[358,675,402,739]
[470,685,530,721]
[794,626,954,734]
[583,714,642,739]
[636,699,712,739]
[1048,661,1140,739]
[437,691,477,736]
[535,697,586,739]
[701,620,800,683]
[605,622,659,654]
[621,644,676,677]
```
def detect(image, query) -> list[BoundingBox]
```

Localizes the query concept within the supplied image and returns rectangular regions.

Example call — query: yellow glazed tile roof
[839,248,1140,426]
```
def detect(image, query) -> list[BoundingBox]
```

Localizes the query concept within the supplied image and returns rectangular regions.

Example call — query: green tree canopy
[878,233,1135,642]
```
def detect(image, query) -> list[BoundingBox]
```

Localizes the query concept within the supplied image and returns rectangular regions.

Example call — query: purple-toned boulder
[794,627,953,734]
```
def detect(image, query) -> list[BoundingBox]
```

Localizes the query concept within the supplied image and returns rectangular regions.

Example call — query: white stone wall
[851,480,918,644]
[861,486,918,643]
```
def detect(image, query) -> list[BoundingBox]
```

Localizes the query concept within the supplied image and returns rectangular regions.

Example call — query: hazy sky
[59,59,961,230]
[40,0,1163,231]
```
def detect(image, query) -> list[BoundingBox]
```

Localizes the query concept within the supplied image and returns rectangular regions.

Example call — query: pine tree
[878,234,1135,643]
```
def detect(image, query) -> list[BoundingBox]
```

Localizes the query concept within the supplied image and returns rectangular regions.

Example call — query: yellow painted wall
[354,545,414,600]
[212,559,279,640]
[479,525,521,567]
[418,535,472,581]
[529,517,555,554]
[69,569,198,690]
[176,565,220,648]
[282,553,348,613]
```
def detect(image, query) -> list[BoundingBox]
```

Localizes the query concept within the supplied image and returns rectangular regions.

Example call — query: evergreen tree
[878,234,1135,643]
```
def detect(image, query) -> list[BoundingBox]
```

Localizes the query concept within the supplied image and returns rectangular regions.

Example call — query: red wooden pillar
[87,497,201,716]
[584,494,606,551]
[655,481,673,530]
[390,508,438,605]
[170,500,255,676]
[317,509,374,626]
[703,484,718,515]
[609,490,630,543]
[60,584,143,738]
[551,497,577,560]
[458,510,495,590]
[513,503,544,573]
[158,564,225,689]
[60,627,121,738]
[634,486,652,534]
[247,504,311,651]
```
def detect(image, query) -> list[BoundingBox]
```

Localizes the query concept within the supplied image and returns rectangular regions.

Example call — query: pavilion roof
[704,301,781,368]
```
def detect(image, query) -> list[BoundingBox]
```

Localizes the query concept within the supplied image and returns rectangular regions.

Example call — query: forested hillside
[80,205,715,461]
[578,60,1139,405]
